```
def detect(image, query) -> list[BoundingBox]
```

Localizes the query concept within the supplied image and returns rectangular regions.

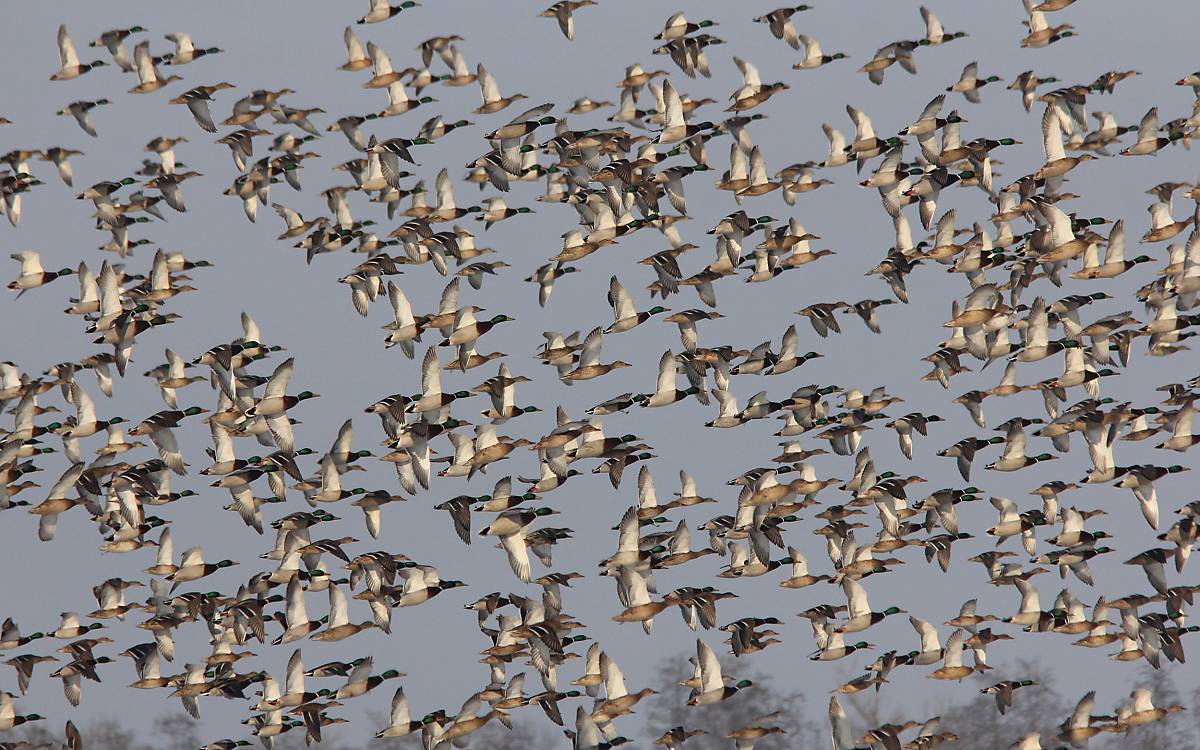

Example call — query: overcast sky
[2,0,1198,743]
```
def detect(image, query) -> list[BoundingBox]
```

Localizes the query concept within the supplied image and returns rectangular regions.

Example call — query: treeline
[4,658,1196,750]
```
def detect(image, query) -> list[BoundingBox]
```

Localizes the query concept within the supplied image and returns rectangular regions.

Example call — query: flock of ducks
[3,1,1200,749]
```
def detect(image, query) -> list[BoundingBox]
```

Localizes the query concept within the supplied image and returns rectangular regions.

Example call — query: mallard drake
[657,12,717,41]
[0,691,44,729]
[686,639,751,705]
[163,32,222,65]
[835,578,905,633]
[790,34,847,71]
[50,25,107,80]
[357,0,419,24]
[375,686,424,737]
[245,359,317,421]
[476,198,532,229]
[655,81,715,145]
[1071,221,1152,279]
[166,547,236,592]
[947,62,1001,104]
[0,619,45,652]
[270,578,325,645]
[88,26,147,71]
[8,252,74,295]
[50,613,104,641]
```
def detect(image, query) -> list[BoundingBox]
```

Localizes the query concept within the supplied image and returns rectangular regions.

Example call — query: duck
[1021,3,1075,47]
[166,547,237,592]
[925,630,976,680]
[605,276,668,333]
[0,692,44,729]
[640,351,700,407]
[374,686,425,738]
[0,619,45,651]
[338,26,372,71]
[1140,200,1193,243]
[657,12,717,40]
[946,62,1002,104]
[50,25,107,80]
[1036,107,1098,179]
[357,0,419,24]
[1121,108,1179,157]
[476,198,532,229]
[128,41,182,93]
[737,147,783,197]
[478,507,557,582]
[51,613,104,640]
[169,83,236,133]
[273,578,325,645]
[87,26,147,71]
[1118,687,1185,727]
[810,630,873,661]
[789,34,848,72]
[836,578,906,633]
[1071,221,1153,279]
[611,568,677,628]
[655,81,715,145]
[779,548,832,588]
[558,328,628,382]
[539,1,597,40]
[37,147,84,187]
[333,658,402,698]
[475,64,526,114]
[1157,402,1199,451]
[3,654,57,695]
[163,32,222,65]
[245,359,318,419]
[686,638,752,705]
[984,422,1056,471]
[8,252,74,294]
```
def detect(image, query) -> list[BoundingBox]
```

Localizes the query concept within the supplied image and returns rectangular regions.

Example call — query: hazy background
[2,0,1199,743]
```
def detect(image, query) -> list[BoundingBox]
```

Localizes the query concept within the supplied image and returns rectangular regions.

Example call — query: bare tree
[931,661,1070,750]
[1111,665,1195,750]
[643,653,822,750]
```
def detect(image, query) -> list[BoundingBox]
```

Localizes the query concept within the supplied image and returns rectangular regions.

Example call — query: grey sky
[2,0,1198,744]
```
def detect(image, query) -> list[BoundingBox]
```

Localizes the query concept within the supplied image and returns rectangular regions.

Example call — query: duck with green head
[688,638,751,705]
[0,619,44,650]
[8,251,75,294]
[51,25,108,81]
[88,26,148,68]
[51,613,104,640]
[357,0,419,24]
[836,577,906,633]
